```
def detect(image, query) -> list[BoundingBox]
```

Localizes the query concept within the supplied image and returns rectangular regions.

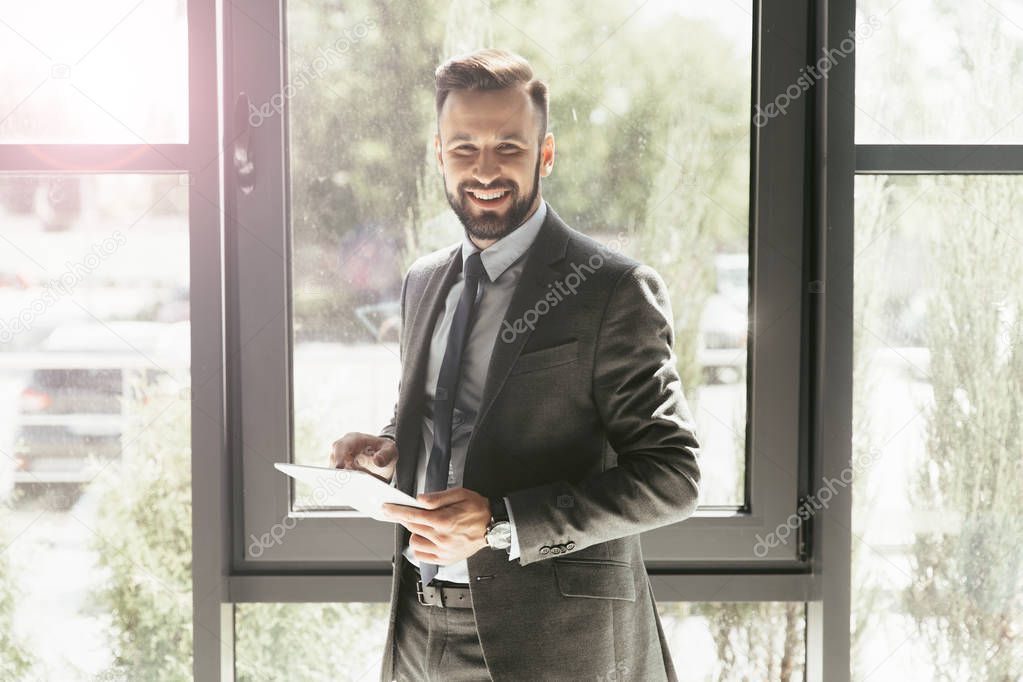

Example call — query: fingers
[372,451,390,467]
[330,434,368,469]
[400,520,439,541]
[329,437,349,469]
[331,434,396,470]
[409,533,444,563]
[371,439,398,466]
[385,511,440,542]
[382,503,428,525]
[415,487,468,509]
[383,503,450,535]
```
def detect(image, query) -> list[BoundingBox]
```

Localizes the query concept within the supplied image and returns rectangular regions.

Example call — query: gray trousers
[392,557,491,681]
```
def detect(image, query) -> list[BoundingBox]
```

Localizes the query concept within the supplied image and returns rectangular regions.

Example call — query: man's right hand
[330,433,398,483]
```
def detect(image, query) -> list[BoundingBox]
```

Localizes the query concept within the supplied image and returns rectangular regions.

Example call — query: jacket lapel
[393,205,571,494]
[394,245,460,495]
[465,207,570,464]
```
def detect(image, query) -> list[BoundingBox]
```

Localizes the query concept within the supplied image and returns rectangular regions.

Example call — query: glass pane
[235,601,804,681]
[286,0,752,507]
[0,175,191,679]
[0,1,188,142]
[852,175,1023,679]
[659,602,806,681]
[856,0,1023,143]
[234,603,390,681]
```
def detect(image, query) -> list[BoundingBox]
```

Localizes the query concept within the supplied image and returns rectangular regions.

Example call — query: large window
[0,1,188,142]
[232,600,806,682]
[5,0,930,678]
[231,0,810,574]
[0,174,191,679]
[286,0,753,509]
[852,175,1023,679]
[0,0,217,679]
[856,0,1023,144]
[852,0,1023,678]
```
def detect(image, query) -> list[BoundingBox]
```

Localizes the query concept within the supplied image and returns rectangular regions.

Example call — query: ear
[539,132,555,178]
[434,133,443,171]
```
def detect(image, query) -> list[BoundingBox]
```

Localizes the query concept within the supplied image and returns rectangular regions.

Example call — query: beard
[444,151,542,242]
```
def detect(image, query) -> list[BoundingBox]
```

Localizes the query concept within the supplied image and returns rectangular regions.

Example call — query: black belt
[402,558,472,609]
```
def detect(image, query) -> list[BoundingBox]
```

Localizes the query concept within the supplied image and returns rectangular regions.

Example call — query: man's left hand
[381,487,491,565]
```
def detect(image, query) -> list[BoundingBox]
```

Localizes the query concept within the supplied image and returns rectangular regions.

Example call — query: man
[331,48,701,682]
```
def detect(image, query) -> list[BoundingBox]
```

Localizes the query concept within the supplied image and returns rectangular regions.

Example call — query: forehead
[438,86,538,142]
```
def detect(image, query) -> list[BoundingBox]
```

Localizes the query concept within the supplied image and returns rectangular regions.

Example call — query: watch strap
[488,496,509,524]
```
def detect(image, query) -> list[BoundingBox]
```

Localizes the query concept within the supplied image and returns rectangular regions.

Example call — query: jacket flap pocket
[509,339,579,375]
[553,558,637,602]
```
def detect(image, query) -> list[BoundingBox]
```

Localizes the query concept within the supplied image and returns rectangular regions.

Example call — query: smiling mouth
[466,188,511,208]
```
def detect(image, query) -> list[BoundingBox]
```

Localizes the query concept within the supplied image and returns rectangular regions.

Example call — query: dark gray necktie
[419,250,488,586]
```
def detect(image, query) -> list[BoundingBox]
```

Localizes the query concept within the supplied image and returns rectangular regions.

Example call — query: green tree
[234,602,388,682]
[89,388,193,681]
[902,175,1023,680]
[0,508,34,680]
[89,379,394,681]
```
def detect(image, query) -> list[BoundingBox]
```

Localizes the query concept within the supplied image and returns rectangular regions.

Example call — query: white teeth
[470,189,507,200]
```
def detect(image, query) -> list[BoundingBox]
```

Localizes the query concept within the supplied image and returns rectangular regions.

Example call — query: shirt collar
[460,199,548,282]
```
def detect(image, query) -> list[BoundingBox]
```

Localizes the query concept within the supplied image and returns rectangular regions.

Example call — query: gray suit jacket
[378,204,701,681]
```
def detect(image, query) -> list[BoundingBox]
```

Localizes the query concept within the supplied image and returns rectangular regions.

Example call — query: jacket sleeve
[378,269,411,442]
[505,263,702,565]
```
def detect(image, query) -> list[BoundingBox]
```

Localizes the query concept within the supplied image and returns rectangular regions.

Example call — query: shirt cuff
[504,495,521,560]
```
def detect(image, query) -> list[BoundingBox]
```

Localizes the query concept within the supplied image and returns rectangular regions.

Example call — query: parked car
[9,321,187,506]
[696,253,749,384]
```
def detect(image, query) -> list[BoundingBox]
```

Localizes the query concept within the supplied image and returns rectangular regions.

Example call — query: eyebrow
[447,133,529,146]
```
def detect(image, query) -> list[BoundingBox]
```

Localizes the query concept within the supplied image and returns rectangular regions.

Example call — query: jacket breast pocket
[509,339,579,376]
[553,557,637,602]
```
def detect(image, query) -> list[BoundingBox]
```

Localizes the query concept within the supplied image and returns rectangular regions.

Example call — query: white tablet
[274,463,428,521]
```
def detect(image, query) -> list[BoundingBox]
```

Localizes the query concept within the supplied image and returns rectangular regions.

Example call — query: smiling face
[435,85,554,246]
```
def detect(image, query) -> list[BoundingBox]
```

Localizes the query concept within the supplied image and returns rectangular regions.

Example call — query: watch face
[486,521,512,549]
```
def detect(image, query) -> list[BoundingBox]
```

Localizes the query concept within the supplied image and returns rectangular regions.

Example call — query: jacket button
[550,546,562,555]
[566,542,575,550]
[539,546,551,555]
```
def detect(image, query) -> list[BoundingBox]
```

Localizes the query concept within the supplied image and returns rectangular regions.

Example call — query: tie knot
[464,251,488,284]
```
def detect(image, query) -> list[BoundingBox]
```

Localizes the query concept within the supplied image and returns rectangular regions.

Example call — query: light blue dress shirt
[397,199,547,584]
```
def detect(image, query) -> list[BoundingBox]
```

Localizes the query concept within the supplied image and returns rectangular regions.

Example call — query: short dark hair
[434,48,549,147]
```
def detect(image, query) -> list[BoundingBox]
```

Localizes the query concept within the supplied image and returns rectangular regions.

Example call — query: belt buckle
[415,578,432,607]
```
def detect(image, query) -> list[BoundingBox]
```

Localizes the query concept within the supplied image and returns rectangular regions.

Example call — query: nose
[472,147,501,186]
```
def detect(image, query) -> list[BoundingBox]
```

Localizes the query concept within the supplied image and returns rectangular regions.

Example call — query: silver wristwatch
[485,497,512,551]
